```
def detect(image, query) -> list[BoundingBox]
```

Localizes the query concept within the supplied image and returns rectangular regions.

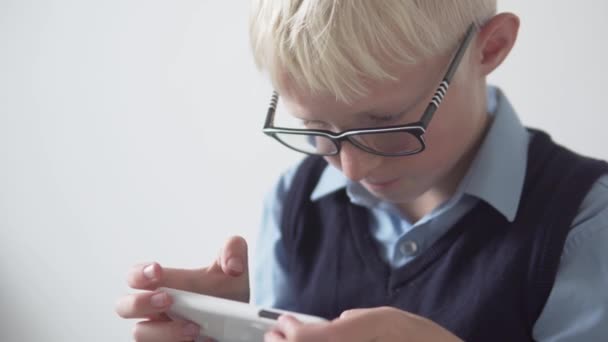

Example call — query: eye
[369,114,398,124]
[302,120,330,129]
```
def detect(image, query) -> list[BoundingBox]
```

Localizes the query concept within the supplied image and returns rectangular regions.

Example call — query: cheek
[390,120,470,179]
[425,129,462,159]
[323,155,341,170]
[384,153,443,179]
[424,106,474,161]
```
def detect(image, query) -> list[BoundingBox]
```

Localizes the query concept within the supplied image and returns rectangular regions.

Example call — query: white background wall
[0,1,606,341]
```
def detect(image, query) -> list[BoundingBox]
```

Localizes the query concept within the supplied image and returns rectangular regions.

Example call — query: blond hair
[250,0,496,103]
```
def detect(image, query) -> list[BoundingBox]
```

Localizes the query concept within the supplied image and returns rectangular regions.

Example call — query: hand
[265,307,463,342]
[115,236,250,342]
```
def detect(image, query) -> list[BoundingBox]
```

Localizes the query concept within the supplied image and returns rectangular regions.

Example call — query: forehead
[276,57,443,121]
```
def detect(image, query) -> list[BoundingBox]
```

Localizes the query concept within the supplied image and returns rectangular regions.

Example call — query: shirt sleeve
[533,174,608,341]
[252,161,302,308]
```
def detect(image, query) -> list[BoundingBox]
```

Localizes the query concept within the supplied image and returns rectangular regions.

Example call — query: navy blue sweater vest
[276,130,607,341]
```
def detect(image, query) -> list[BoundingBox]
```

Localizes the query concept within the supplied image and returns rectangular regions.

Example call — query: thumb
[339,308,368,320]
[213,235,249,277]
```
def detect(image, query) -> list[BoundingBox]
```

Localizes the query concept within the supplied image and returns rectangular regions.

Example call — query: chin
[365,184,425,204]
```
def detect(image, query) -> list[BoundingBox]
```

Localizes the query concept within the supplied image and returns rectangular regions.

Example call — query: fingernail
[143,264,156,281]
[182,323,200,338]
[151,292,167,308]
[227,258,243,273]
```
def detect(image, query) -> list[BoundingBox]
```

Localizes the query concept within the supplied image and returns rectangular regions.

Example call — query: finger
[127,262,215,293]
[126,262,209,293]
[125,236,249,301]
[132,320,201,342]
[127,262,164,290]
[276,316,330,342]
[145,313,171,322]
[215,236,249,277]
[264,329,286,342]
[163,236,249,300]
[115,291,173,319]
[276,315,304,338]
[163,236,249,288]
[329,308,389,341]
[160,266,248,302]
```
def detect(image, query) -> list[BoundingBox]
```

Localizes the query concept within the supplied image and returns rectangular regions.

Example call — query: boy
[116,1,608,341]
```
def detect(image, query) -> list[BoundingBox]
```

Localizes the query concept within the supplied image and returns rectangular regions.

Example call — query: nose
[333,141,382,182]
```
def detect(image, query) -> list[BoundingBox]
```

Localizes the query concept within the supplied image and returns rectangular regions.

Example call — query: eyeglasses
[262,24,477,157]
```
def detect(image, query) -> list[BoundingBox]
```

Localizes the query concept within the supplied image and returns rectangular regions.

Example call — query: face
[279,53,490,206]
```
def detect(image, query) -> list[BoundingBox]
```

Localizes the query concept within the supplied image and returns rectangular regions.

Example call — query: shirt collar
[310,86,528,222]
[456,87,528,221]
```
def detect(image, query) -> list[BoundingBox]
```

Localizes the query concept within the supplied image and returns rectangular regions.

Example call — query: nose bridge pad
[344,134,357,148]
[340,137,361,158]
[342,135,364,153]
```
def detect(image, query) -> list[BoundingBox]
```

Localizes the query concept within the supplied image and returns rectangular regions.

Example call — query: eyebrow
[292,84,431,125]
[353,91,429,121]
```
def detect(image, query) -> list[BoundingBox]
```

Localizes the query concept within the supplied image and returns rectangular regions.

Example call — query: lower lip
[364,178,400,191]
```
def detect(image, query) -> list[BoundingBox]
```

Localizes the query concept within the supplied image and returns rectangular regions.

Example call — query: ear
[474,13,520,76]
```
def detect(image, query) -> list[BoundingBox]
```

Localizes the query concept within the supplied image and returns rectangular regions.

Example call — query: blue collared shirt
[253,87,608,341]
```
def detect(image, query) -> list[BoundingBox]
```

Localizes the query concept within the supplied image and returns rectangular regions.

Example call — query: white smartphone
[160,287,328,342]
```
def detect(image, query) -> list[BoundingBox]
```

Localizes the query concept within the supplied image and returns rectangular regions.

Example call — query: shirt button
[399,240,419,256]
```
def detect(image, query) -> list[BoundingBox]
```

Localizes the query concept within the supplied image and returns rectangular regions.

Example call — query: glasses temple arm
[264,91,280,129]
[420,24,477,128]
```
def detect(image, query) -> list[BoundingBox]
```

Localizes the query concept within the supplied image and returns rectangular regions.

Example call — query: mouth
[362,177,401,191]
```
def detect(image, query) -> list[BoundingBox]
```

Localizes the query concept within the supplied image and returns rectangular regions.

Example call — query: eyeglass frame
[262,23,477,157]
